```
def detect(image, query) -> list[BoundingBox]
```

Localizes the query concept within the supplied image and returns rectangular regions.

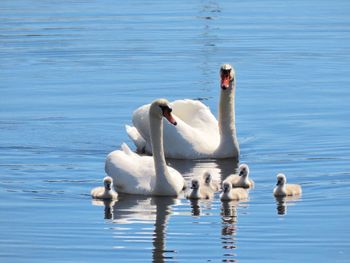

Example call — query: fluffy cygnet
[220,182,248,201]
[187,178,214,200]
[223,163,254,189]
[273,173,302,197]
[202,171,220,192]
[91,176,118,200]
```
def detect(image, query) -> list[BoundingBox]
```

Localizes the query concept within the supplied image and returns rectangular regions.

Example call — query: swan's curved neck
[149,115,176,195]
[218,82,239,157]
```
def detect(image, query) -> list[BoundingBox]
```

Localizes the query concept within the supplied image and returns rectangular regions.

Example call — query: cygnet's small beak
[105,183,111,190]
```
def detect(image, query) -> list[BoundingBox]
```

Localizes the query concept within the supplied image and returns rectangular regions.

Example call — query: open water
[1,0,350,262]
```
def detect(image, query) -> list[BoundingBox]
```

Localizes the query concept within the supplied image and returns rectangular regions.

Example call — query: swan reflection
[275,195,301,215]
[168,158,239,185]
[100,194,179,263]
[189,198,214,217]
[189,199,201,216]
[91,199,117,220]
[221,201,239,262]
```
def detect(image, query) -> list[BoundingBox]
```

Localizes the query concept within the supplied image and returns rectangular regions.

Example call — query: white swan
[105,99,185,196]
[126,64,239,159]
[220,182,248,201]
[273,173,302,197]
[91,176,118,200]
[186,178,214,200]
[223,164,254,189]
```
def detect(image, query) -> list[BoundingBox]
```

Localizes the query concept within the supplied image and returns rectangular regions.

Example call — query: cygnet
[273,173,302,197]
[220,182,248,201]
[223,163,254,189]
[187,178,214,200]
[202,171,220,192]
[91,176,118,200]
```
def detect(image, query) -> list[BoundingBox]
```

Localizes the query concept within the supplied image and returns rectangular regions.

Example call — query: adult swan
[105,99,185,196]
[126,64,239,159]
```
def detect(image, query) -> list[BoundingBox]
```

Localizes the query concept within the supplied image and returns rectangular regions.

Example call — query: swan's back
[105,144,184,195]
[171,100,218,131]
[131,99,220,158]
[105,144,157,195]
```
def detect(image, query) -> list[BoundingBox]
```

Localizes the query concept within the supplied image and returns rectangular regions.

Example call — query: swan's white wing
[131,103,153,153]
[171,99,218,133]
[130,99,220,158]
[105,144,157,195]
[105,143,184,195]
[125,125,146,152]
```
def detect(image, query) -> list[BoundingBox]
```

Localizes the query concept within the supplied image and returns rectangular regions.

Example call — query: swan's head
[203,171,212,185]
[191,179,200,190]
[220,64,235,90]
[103,176,113,190]
[222,182,232,193]
[150,99,177,125]
[238,164,250,178]
[276,173,286,186]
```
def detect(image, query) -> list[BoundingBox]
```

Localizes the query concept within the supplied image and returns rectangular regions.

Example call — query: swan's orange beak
[221,71,231,90]
[163,109,177,126]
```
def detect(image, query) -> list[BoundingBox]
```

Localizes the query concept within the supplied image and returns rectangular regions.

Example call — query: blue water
[1,0,350,262]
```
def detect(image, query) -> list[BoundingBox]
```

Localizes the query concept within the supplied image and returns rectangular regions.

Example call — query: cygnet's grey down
[91,176,118,200]
[202,171,220,191]
[273,173,302,197]
[187,178,214,200]
[220,182,248,201]
[223,163,254,189]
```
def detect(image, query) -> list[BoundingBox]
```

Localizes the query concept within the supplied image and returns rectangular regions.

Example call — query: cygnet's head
[276,173,287,186]
[203,171,212,185]
[222,182,232,193]
[103,176,113,190]
[150,99,177,125]
[220,64,235,90]
[238,164,249,178]
[191,179,200,190]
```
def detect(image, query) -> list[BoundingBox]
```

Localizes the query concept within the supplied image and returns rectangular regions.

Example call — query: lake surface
[1,0,350,262]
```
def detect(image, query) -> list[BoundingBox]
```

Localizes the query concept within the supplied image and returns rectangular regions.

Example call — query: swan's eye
[221,69,231,77]
[221,69,234,83]
[159,105,172,113]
